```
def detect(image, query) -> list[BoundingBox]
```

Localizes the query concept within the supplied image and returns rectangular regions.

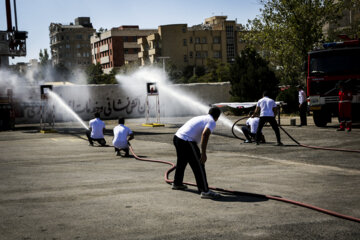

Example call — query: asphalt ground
[0,115,359,240]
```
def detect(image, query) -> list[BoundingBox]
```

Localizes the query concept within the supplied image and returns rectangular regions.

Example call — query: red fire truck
[307,39,360,127]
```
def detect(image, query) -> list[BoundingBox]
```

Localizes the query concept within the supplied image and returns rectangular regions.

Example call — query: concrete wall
[15,82,231,124]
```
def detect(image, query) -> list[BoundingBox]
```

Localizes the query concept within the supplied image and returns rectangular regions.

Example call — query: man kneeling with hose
[172,107,221,199]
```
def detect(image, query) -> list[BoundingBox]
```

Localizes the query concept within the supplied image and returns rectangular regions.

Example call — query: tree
[245,0,343,85]
[39,48,50,66]
[86,63,104,84]
[327,0,360,41]
[229,48,279,102]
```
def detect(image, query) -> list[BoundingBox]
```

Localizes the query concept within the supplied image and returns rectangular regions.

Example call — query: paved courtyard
[0,116,359,239]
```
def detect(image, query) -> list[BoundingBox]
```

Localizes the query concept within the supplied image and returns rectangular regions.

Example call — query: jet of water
[48,90,89,130]
[116,67,243,134]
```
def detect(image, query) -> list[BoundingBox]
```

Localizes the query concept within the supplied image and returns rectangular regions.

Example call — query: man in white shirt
[86,112,106,146]
[297,85,307,126]
[172,107,221,199]
[252,91,283,146]
[241,111,265,143]
[112,117,134,157]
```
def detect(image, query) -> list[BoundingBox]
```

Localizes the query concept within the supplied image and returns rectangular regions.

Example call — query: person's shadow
[177,187,269,203]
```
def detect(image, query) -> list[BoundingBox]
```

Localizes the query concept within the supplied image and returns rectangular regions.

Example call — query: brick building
[90,26,157,73]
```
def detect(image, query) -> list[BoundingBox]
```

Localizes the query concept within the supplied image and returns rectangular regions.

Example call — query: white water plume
[116,67,243,134]
[48,90,89,130]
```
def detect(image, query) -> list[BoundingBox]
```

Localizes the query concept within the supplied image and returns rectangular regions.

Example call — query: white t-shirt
[89,118,105,139]
[257,96,276,117]
[175,114,216,144]
[112,124,133,149]
[298,90,306,104]
[246,117,259,134]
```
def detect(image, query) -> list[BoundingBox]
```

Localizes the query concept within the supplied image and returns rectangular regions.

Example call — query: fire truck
[307,38,360,127]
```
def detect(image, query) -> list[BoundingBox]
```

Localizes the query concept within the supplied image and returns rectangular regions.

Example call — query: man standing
[297,85,307,126]
[86,112,106,146]
[253,91,283,146]
[112,117,134,157]
[337,81,352,132]
[172,107,221,199]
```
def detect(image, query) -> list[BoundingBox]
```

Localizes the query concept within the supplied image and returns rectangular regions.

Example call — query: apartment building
[323,2,360,39]
[138,16,243,70]
[49,17,95,69]
[90,26,157,73]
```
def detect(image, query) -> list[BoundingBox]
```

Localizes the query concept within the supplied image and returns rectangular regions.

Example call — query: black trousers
[241,126,255,141]
[173,135,209,193]
[299,103,307,126]
[255,117,281,143]
[115,147,129,156]
[86,131,106,146]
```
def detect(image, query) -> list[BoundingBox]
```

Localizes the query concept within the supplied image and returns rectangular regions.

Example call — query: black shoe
[256,142,260,145]
[244,140,252,143]
[172,184,188,190]
[276,142,283,146]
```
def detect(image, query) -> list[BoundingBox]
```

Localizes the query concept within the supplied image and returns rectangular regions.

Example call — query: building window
[213,36,221,43]
[189,51,193,58]
[184,54,188,62]
[195,51,201,58]
[76,34,83,40]
[213,51,221,58]
[195,37,200,44]
[182,27,186,33]
[76,44,81,48]
[183,39,187,46]
[66,44,70,49]
[201,37,207,44]
[189,37,193,44]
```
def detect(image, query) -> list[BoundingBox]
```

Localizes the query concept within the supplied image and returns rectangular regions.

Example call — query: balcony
[124,42,139,49]
[99,44,109,52]
[124,54,138,62]
[100,56,109,64]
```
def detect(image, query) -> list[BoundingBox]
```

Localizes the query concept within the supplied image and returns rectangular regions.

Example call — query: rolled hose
[128,145,360,223]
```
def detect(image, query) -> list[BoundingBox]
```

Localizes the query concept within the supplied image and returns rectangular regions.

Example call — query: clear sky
[1,0,262,64]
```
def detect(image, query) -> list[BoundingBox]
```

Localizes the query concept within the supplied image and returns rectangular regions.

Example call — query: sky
[1,0,262,64]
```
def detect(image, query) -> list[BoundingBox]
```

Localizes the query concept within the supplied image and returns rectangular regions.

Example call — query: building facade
[90,26,157,73]
[138,16,243,70]
[49,17,95,69]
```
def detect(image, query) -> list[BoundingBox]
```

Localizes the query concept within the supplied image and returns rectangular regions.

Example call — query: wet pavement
[0,116,359,239]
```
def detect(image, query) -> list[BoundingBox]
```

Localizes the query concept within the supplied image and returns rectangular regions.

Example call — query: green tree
[327,0,360,41]
[229,48,279,102]
[86,63,104,84]
[245,0,343,85]
[39,48,50,66]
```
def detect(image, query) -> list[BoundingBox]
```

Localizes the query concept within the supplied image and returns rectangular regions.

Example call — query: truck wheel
[313,110,327,127]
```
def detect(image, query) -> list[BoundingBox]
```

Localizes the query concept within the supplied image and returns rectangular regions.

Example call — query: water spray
[116,67,243,135]
[47,90,89,131]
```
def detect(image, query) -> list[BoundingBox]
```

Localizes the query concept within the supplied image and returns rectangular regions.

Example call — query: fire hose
[232,117,360,153]
[128,142,360,223]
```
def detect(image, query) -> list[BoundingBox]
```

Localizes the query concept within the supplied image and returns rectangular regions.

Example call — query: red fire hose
[128,145,360,223]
